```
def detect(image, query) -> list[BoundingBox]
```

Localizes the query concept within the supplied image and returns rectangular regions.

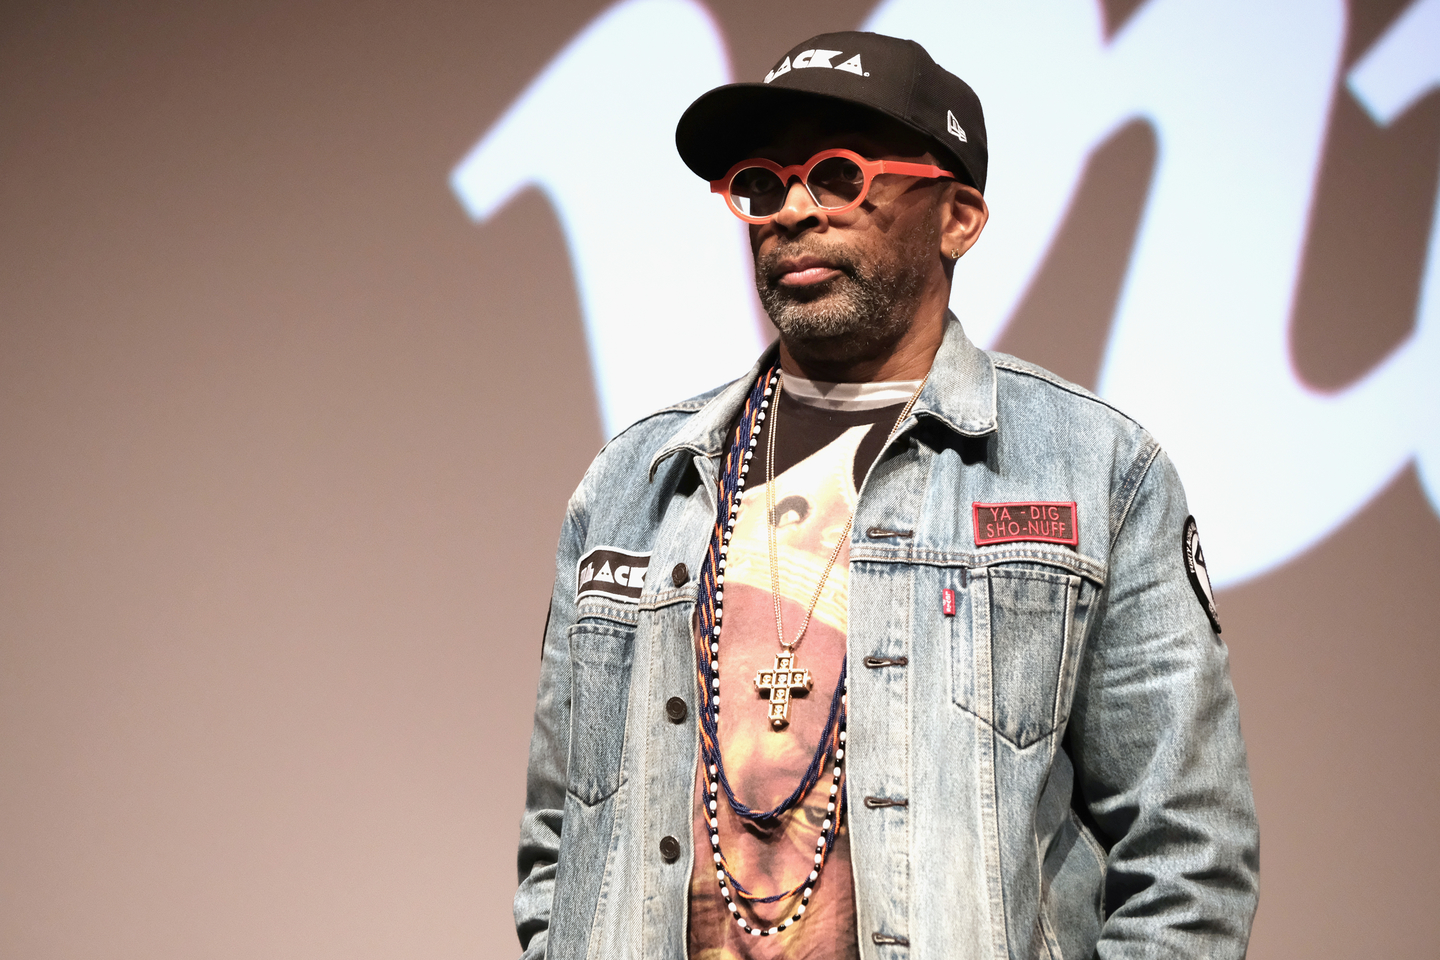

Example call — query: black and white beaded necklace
[691,365,848,938]
[693,362,927,937]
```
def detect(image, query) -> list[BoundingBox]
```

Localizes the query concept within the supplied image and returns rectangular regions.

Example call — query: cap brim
[675,83,966,183]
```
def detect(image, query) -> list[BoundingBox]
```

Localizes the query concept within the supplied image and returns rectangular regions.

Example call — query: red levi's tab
[973,501,1079,547]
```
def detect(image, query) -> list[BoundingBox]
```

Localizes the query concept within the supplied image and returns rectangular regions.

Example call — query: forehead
[743,107,937,166]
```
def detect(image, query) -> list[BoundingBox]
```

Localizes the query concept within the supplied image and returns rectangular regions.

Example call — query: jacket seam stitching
[597,404,700,459]
[953,699,1062,751]
[849,549,1106,586]
[582,782,628,960]
[567,498,590,550]
[1109,439,1162,551]
[1069,807,1108,865]
[990,356,1145,428]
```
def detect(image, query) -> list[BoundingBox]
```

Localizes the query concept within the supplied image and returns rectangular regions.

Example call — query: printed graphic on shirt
[973,501,1079,546]
[1183,515,1222,634]
[575,546,650,602]
[688,392,901,960]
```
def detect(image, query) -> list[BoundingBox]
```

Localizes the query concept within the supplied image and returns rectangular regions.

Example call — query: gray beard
[755,222,937,361]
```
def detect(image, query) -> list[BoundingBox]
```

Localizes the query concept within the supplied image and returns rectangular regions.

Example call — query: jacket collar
[910,310,998,438]
[648,312,996,480]
[648,343,779,480]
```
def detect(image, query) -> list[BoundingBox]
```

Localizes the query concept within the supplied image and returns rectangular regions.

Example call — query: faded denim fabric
[514,316,1259,959]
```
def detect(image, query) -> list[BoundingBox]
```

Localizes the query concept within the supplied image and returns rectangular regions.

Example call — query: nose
[771,177,827,232]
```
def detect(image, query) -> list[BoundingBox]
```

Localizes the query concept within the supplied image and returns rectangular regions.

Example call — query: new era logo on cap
[946,109,967,143]
[765,49,866,83]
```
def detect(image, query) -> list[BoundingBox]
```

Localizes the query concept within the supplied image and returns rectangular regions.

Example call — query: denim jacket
[516,316,1259,959]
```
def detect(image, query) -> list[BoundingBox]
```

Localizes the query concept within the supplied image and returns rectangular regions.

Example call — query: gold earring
[949,249,962,259]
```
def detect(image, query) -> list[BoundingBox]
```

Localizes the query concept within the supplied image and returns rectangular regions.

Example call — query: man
[515,31,1258,960]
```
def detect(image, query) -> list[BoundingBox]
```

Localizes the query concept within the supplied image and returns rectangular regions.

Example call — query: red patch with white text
[973,501,1079,547]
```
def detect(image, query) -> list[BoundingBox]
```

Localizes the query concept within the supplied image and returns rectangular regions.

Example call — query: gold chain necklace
[755,371,927,730]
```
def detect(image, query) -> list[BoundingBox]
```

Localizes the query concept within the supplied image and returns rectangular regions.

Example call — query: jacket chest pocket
[952,564,1087,749]
[566,621,635,805]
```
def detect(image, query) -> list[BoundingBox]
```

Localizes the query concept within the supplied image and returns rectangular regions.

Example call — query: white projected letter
[870,0,1440,585]
[1349,0,1440,515]
[459,0,1440,585]
[450,0,762,436]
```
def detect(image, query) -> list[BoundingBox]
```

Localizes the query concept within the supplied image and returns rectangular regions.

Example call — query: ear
[938,182,988,261]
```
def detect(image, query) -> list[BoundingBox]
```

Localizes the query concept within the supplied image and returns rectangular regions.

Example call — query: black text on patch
[973,501,1079,546]
[1182,515,1221,634]
[576,546,651,603]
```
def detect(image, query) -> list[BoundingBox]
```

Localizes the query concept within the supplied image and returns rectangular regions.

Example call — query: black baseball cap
[675,31,987,193]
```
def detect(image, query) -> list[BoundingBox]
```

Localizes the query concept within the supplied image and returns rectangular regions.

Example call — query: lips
[771,254,845,288]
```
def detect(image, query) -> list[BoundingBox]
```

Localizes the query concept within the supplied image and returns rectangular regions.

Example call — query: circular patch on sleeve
[1182,515,1221,634]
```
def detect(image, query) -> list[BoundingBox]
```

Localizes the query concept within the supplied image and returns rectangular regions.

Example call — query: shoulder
[566,380,733,519]
[984,351,1168,536]
[593,380,729,460]
[986,350,1154,457]
[987,351,1145,431]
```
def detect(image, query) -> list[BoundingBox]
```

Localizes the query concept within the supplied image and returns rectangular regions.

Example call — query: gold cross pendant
[754,650,814,730]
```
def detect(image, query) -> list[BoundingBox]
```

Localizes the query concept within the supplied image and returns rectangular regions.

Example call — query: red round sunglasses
[710,148,956,224]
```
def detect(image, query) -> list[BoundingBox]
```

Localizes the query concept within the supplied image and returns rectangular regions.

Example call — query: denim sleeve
[1067,447,1260,958]
[513,501,586,960]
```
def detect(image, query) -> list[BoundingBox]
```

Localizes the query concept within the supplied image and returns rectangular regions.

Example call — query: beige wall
[1,0,1436,956]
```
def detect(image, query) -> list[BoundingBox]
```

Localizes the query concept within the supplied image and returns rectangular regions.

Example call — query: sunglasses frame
[710,148,957,225]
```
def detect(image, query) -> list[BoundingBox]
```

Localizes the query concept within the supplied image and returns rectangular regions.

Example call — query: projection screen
[1,0,1436,956]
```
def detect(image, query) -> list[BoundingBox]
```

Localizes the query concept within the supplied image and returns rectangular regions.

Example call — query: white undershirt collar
[781,374,925,411]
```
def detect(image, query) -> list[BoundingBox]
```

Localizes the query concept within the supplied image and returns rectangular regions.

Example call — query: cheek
[877,200,941,258]
[752,224,796,265]
[835,202,906,257]
[843,213,910,267]
[846,214,936,281]
[872,193,930,236]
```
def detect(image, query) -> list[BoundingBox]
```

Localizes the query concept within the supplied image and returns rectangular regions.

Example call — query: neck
[777,290,949,383]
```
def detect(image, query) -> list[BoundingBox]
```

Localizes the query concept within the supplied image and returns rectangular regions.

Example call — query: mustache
[755,243,859,285]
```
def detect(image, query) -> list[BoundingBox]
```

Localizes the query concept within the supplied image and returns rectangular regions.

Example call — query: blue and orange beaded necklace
[691,364,848,938]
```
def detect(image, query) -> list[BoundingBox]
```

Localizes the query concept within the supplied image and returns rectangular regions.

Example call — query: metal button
[659,835,681,862]
[665,696,688,723]
[671,562,689,587]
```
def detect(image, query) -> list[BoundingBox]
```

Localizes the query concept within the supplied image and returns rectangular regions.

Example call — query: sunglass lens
[807,156,865,208]
[729,166,786,218]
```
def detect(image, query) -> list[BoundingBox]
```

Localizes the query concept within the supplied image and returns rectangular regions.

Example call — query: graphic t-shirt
[687,376,919,960]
